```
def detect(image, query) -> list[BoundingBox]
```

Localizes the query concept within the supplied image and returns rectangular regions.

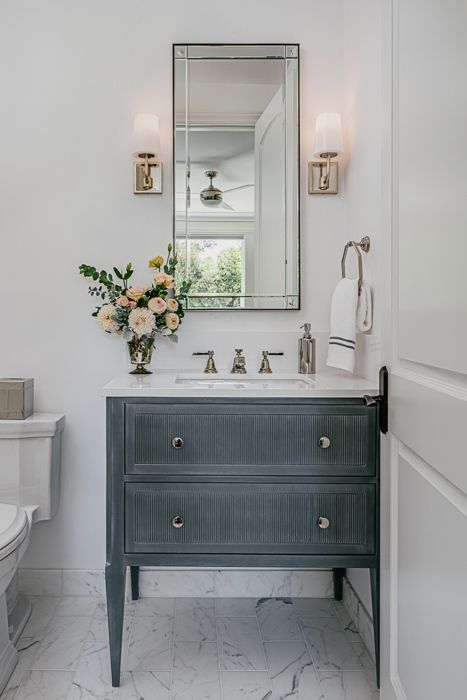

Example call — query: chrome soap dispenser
[298,323,316,374]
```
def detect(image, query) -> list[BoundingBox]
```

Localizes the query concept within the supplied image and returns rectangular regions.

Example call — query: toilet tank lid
[0,413,65,438]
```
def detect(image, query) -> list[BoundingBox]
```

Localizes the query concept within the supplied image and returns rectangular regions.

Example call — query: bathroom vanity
[104,372,382,687]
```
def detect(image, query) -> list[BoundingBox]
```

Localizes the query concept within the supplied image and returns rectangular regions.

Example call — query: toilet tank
[0,414,65,522]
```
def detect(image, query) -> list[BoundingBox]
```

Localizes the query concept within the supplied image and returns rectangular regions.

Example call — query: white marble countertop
[103,370,378,399]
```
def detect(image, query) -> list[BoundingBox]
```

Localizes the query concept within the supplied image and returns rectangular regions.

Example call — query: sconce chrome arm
[137,152,154,190]
[319,151,338,190]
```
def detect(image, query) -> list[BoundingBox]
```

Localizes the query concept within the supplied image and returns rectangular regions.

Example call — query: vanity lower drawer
[124,403,376,477]
[125,482,376,555]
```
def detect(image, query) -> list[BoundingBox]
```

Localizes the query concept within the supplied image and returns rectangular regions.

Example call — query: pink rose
[116,296,129,307]
[148,297,167,314]
[128,300,137,309]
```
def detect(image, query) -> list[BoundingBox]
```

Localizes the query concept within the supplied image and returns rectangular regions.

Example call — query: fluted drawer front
[125,403,376,476]
[125,483,375,555]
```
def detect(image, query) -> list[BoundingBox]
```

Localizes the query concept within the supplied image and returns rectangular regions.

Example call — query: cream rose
[154,272,175,289]
[97,304,119,334]
[148,297,167,314]
[128,307,155,338]
[165,312,180,331]
[126,286,146,302]
[166,298,179,312]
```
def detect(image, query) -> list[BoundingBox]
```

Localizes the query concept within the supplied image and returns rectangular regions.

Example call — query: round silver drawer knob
[172,437,184,449]
[171,515,184,528]
[318,516,330,529]
[319,436,331,449]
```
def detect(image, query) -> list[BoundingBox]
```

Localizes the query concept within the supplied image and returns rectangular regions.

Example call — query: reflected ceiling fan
[199,170,253,210]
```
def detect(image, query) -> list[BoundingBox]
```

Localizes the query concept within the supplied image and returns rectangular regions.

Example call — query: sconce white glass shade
[313,112,343,158]
[133,113,160,158]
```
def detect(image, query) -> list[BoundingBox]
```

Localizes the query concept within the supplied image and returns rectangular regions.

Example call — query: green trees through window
[177,239,243,308]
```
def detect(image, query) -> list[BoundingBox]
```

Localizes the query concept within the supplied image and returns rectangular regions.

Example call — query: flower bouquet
[79,244,189,374]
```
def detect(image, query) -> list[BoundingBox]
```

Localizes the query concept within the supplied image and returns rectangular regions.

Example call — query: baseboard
[342,575,375,662]
[19,568,334,599]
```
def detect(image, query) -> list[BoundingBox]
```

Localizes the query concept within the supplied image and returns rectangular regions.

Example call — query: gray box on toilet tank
[0,378,34,419]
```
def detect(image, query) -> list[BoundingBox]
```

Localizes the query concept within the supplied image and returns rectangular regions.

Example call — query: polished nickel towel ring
[341,236,371,292]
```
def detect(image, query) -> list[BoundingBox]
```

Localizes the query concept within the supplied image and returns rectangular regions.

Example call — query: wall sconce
[308,112,343,195]
[133,113,162,194]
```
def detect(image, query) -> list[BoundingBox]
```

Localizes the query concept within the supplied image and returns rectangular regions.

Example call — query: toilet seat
[0,505,28,561]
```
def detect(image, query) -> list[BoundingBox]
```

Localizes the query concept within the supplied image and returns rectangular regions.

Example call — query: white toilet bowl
[0,504,33,689]
[0,414,64,693]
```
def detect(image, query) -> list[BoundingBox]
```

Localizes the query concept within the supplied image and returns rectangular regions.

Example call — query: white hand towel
[356,281,373,333]
[326,278,359,373]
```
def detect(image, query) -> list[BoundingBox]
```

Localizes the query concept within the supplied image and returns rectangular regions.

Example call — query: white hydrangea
[97,304,119,334]
[128,307,156,338]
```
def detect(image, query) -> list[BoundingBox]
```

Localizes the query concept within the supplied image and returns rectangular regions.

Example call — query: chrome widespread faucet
[258,351,284,374]
[192,350,217,374]
[231,349,247,374]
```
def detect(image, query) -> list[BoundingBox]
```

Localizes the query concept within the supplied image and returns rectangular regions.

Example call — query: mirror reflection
[174,44,300,310]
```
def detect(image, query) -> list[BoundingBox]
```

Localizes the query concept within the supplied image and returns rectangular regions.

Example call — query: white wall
[0,0,380,572]
[342,0,383,613]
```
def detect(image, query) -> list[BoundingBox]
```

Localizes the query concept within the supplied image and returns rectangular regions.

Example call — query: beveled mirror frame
[173,43,300,311]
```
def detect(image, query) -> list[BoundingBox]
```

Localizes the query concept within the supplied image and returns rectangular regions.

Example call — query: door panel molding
[390,438,467,700]
[391,372,467,495]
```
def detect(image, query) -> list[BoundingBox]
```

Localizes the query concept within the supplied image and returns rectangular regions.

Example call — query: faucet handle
[235,348,243,355]
[193,350,217,374]
[258,351,283,374]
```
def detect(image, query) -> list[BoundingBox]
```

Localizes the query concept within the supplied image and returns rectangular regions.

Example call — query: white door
[380,1,467,699]
[254,88,285,304]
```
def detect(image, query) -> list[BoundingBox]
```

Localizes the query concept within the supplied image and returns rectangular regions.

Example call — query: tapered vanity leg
[370,566,380,688]
[105,562,126,687]
[130,566,140,600]
[333,568,345,601]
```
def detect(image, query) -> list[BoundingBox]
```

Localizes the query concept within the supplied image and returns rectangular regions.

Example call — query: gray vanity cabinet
[106,397,380,687]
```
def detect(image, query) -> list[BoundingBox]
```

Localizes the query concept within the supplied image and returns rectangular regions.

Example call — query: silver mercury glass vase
[127,334,155,375]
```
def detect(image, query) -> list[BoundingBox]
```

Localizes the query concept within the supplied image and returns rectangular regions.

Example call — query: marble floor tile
[125,607,174,671]
[55,596,99,618]
[293,598,337,618]
[221,671,272,699]
[1,595,376,700]
[318,670,376,700]
[13,670,74,699]
[332,603,360,644]
[30,616,91,671]
[215,598,257,617]
[68,640,118,699]
[256,598,302,641]
[21,597,60,641]
[174,598,216,642]
[86,613,133,646]
[171,642,220,700]
[86,601,135,646]
[264,641,324,700]
[217,617,266,671]
[301,617,363,671]
[119,671,171,700]
[0,638,41,700]
[134,597,175,618]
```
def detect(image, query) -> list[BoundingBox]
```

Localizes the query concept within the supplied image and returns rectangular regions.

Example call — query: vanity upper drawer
[124,403,377,476]
[125,482,375,555]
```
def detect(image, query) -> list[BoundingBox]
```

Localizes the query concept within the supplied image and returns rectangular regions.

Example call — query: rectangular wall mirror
[173,44,300,310]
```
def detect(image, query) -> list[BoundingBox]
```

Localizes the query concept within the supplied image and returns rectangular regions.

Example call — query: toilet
[0,413,64,692]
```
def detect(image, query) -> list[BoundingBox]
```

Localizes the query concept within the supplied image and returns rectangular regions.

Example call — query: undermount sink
[175,375,315,389]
